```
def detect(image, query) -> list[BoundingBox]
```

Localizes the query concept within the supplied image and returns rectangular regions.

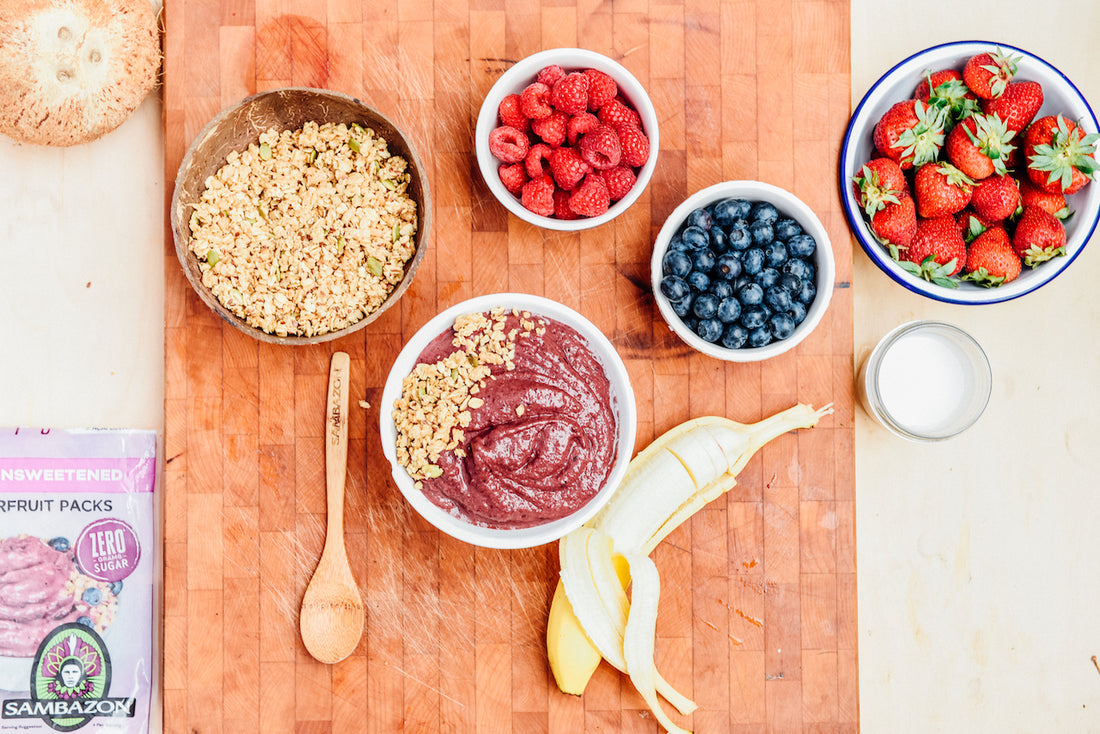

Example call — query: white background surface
[2,2,1099,731]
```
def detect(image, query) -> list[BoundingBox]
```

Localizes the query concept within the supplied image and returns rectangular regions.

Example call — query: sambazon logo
[1,623,135,731]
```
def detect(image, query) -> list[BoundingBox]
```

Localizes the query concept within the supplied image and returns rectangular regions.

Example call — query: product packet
[0,428,156,733]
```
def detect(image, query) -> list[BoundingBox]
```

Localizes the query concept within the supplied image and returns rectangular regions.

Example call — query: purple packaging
[0,428,155,733]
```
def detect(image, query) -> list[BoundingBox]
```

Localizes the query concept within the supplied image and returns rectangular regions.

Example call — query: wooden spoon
[299,351,364,664]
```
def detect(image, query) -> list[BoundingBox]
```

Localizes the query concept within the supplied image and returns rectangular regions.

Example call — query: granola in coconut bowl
[187,120,419,338]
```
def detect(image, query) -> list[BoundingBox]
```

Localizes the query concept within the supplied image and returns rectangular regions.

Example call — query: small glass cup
[857,321,992,442]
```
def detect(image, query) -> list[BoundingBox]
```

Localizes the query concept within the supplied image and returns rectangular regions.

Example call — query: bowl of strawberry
[475,48,658,230]
[842,41,1100,304]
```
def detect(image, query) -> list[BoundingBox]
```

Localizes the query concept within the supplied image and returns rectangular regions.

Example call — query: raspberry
[567,112,599,146]
[536,64,566,89]
[497,94,529,132]
[520,82,553,120]
[551,72,590,116]
[531,111,568,147]
[617,124,650,168]
[521,174,556,217]
[584,68,617,111]
[578,125,622,170]
[600,165,636,202]
[488,125,530,164]
[498,162,527,195]
[553,188,580,220]
[525,143,553,179]
[568,173,611,217]
[548,146,590,190]
[598,97,641,131]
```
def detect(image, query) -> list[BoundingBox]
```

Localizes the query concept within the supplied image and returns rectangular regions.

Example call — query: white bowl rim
[475,47,660,231]
[378,292,637,549]
[650,180,836,362]
[841,39,1100,305]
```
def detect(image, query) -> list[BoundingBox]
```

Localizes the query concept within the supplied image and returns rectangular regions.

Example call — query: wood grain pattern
[162,0,856,730]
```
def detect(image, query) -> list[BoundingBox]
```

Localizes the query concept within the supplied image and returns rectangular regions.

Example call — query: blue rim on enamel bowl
[379,293,637,549]
[841,40,1100,305]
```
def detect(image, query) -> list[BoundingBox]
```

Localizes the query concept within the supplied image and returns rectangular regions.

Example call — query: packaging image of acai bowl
[0,429,155,733]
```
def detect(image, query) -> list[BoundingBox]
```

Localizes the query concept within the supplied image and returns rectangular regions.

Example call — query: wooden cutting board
[162,1,856,731]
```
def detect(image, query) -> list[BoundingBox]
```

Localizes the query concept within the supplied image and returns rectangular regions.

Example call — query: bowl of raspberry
[651,181,835,362]
[842,40,1100,305]
[475,48,659,230]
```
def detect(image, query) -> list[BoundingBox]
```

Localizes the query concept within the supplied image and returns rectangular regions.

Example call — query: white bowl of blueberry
[651,181,835,361]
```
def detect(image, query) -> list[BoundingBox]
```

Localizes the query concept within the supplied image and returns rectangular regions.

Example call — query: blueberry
[668,234,689,251]
[693,248,717,273]
[670,295,693,318]
[787,233,817,258]
[715,253,742,281]
[737,282,764,306]
[686,271,711,292]
[774,218,803,241]
[742,247,765,275]
[662,249,692,278]
[764,286,792,312]
[783,258,815,282]
[750,201,779,223]
[716,297,742,323]
[798,279,817,305]
[682,225,709,250]
[755,267,780,289]
[682,316,699,333]
[749,220,774,246]
[748,325,774,347]
[764,241,788,268]
[77,616,94,629]
[695,318,724,343]
[733,274,753,292]
[82,587,103,606]
[726,223,752,250]
[769,312,797,340]
[708,280,734,300]
[741,304,769,329]
[108,581,124,595]
[48,537,71,553]
[692,292,719,320]
[779,272,803,294]
[788,301,807,325]
[721,323,750,349]
[660,275,690,301]
[687,207,714,231]
[712,198,752,226]
[708,225,727,252]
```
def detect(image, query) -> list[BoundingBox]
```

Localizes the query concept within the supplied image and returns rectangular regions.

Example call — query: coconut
[0,0,160,146]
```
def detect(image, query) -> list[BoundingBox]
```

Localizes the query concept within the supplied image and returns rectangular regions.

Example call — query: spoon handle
[325,351,351,548]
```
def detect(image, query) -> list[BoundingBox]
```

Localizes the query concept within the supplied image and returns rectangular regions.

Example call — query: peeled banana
[547,403,833,732]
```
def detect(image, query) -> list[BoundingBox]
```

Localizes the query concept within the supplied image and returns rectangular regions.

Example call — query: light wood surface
[162,0,855,731]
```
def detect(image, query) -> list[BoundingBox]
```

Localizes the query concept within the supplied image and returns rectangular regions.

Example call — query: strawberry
[914,69,964,101]
[521,174,556,217]
[597,97,641,131]
[956,210,994,242]
[900,214,966,285]
[584,68,618,111]
[915,69,979,121]
[548,146,590,190]
[568,173,611,217]
[567,112,599,146]
[852,158,908,216]
[536,64,566,89]
[600,165,636,202]
[962,48,1020,99]
[914,162,974,218]
[551,72,590,116]
[488,125,530,164]
[498,162,527,195]
[943,113,1015,179]
[1012,205,1066,266]
[578,125,622,170]
[531,110,568,147]
[969,173,1020,222]
[553,188,580,220]
[1024,114,1100,195]
[872,99,946,169]
[869,193,917,249]
[980,80,1043,133]
[497,94,529,132]
[520,82,553,120]
[525,143,553,179]
[617,124,650,168]
[1018,177,1070,219]
[963,227,1022,286]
